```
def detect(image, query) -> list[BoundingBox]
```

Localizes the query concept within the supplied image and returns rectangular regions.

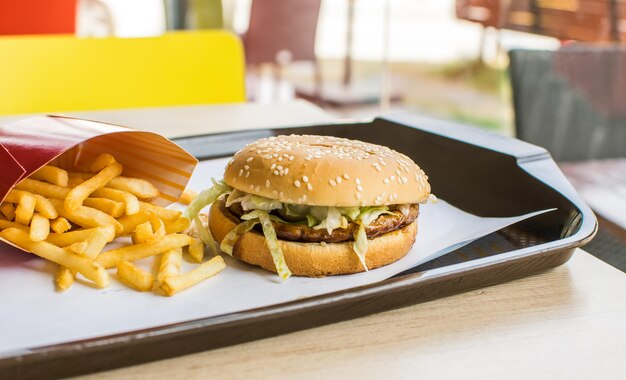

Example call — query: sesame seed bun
[209,201,417,276]
[224,135,430,207]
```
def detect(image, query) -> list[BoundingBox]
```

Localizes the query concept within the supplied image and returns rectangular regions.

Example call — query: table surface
[5,102,624,379]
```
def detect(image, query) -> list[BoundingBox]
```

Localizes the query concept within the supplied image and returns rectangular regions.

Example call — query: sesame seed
[273,190,278,196]
[390,175,396,180]
[401,177,408,184]
[336,176,342,184]
[255,186,260,192]
[278,157,283,161]
[302,195,307,201]
[239,169,244,176]
[384,178,390,184]
[389,194,394,202]
[343,173,350,180]
[329,179,337,187]
[375,166,382,172]
[273,170,279,176]
[307,183,313,191]
[357,185,363,192]
[246,157,254,162]
[356,178,361,185]
[244,165,250,170]
[245,172,250,178]
[284,168,289,174]
[279,191,284,197]
[277,165,283,170]
[271,163,276,170]
[294,180,301,188]
[266,180,271,188]
[273,153,278,158]
[249,185,254,190]
[302,175,309,182]
[289,156,294,161]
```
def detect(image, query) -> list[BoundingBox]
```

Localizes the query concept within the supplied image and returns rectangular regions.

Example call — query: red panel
[0,0,76,35]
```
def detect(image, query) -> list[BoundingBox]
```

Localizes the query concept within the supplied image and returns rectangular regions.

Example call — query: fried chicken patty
[220,200,419,243]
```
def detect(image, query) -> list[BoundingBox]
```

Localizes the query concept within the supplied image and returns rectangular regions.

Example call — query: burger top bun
[224,135,431,207]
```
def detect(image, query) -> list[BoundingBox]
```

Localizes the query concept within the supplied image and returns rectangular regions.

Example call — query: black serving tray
[0,113,596,379]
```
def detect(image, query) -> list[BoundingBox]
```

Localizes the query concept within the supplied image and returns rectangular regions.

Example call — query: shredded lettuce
[353,223,369,271]
[357,206,393,226]
[184,179,232,220]
[220,219,258,255]
[313,207,343,234]
[194,215,218,256]
[257,211,292,280]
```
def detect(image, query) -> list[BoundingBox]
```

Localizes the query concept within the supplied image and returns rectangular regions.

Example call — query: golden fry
[96,233,193,269]
[156,247,182,282]
[132,221,153,244]
[65,241,88,255]
[89,153,117,173]
[14,178,70,199]
[139,201,181,222]
[188,238,204,263]
[65,162,123,211]
[1,228,109,288]
[117,211,150,236]
[55,266,76,291]
[91,187,139,215]
[50,199,123,233]
[29,214,50,242]
[0,203,16,220]
[6,190,58,220]
[159,256,225,296]
[178,189,197,205]
[31,165,69,187]
[0,219,29,231]
[15,192,36,225]
[47,228,98,246]
[50,217,71,234]
[108,176,159,199]
[164,216,191,234]
[148,212,165,242]
[84,198,124,218]
[116,261,154,292]
[83,226,116,259]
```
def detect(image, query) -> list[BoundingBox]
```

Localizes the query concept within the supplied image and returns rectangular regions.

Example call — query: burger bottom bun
[208,201,418,277]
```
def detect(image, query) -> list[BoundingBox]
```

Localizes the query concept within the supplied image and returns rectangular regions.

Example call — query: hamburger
[185,135,431,279]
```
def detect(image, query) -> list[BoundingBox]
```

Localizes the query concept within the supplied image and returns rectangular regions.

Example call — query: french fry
[84,198,124,218]
[178,189,197,205]
[31,165,69,187]
[156,247,182,282]
[65,162,123,211]
[148,212,165,242]
[159,256,225,296]
[91,187,139,215]
[96,234,193,269]
[50,217,71,234]
[5,190,58,219]
[0,203,16,220]
[65,241,88,256]
[83,226,116,259]
[89,153,117,173]
[55,266,76,291]
[14,178,70,199]
[50,199,123,233]
[188,238,204,263]
[67,175,85,187]
[0,219,29,231]
[15,192,36,225]
[1,228,109,288]
[116,261,154,292]
[132,221,153,244]
[164,216,191,234]
[139,201,181,222]
[29,214,50,242]
[47,228,99,246]
[117,211,150,235]
[108,176,159,199]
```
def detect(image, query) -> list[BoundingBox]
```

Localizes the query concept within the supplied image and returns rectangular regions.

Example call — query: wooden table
[4,102,624,378]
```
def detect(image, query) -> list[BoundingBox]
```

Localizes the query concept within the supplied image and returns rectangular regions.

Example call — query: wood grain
[80,250,626,379]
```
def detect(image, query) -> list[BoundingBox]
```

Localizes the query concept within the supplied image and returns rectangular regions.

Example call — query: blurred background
[1,0,625,270]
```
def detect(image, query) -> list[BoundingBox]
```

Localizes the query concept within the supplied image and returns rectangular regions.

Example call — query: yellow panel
[0,31,245,115]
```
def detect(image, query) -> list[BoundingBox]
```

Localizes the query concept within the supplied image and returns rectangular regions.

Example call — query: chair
[243,0,322,99]
[510,46,626,161]
[509,45,626,271]
[0,30,245,115]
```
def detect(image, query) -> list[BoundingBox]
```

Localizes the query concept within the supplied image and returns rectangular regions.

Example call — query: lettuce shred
[353,223,369,271]
[184,179,232,220]
[220,219,258,255]
[194,215,218,256]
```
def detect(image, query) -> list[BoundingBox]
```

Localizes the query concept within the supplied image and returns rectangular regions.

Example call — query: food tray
[0,113,596,379]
